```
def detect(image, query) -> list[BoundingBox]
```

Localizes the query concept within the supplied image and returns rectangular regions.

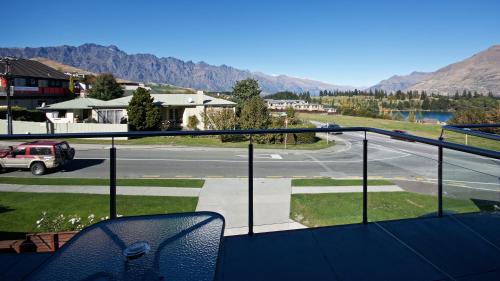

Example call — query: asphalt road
[1,131,498,191]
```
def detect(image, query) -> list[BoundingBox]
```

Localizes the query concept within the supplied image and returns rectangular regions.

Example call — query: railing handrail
[442,124,500,142]
[0,126,498,159]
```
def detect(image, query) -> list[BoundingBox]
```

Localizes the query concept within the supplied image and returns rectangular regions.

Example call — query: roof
[37,98,109,110]
[101,94,235,108]
[0,59,69,80]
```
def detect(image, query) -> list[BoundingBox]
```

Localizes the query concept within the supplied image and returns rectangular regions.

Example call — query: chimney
[196,90,204,104]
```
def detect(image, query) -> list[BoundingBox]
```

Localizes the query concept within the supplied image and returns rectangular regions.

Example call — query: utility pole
[1,58,13,134]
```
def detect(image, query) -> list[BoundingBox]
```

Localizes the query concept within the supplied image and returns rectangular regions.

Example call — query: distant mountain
[29,57,132,83]
[0,44,352,94]
[368,71,432,92]
[408,45,500,96]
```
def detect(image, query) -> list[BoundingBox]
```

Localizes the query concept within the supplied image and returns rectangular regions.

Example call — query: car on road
[322,124,343,135]
[390,130,415,142]
[0,141,75,175]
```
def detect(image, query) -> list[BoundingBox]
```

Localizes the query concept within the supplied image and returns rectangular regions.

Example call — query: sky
[1,0,499,87]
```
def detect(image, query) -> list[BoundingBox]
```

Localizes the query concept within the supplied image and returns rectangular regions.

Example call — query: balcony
[0,125,498,280]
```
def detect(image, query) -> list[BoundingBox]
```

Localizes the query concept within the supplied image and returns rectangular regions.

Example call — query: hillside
[369,71,432,92]
[408,45,500,96]
[0,44,352,94]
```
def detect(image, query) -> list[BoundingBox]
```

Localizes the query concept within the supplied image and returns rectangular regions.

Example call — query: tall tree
[87,73,124,101]
[127,87,161,131]
[232,79,261,114]
[239,96,270,130]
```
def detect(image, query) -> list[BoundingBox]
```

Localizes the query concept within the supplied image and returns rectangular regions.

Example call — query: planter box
[27,233,57,252]
[57,231,77,248]
[27,231,78,252]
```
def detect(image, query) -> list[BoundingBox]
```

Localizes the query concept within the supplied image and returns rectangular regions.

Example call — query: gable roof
[38,97,109,110]
[37,93,235,110]
[100,94,235,108]
[0,58,69,80]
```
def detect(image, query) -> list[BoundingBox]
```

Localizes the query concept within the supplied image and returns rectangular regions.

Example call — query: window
[13,78,27,87]
[11,148,26,157]
[38,80,48,87]
[97,110,124,124]
[29,147,52,155]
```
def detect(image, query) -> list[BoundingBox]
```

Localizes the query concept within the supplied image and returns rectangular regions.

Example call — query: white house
[39,90,235,130]
[265,99,325,112]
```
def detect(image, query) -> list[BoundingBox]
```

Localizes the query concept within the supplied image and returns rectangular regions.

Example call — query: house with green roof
[38,90,235,130]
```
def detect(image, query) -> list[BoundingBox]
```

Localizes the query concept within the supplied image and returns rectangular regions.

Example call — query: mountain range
[0,44,352,94]
[0,43,499,96]
[370,45,500,96]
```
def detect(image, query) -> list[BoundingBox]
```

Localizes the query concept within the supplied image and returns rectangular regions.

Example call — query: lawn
[292,178,393,186]
[290,192,488,227]
[0,192,198,239]
[0,177,204,188]
[298,113,500,150]
[63,136,333,150]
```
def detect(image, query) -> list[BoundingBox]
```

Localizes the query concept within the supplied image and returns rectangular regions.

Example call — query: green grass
[0,192,198,239]
[0,177,204,188]
[291,192,488,227]
[36,136,333,150]
[292,178,393,186]
[298,113,500,151]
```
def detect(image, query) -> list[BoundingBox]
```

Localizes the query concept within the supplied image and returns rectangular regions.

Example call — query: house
[265,99,325,112]
[39,90,235,130]
[0,58,78,109]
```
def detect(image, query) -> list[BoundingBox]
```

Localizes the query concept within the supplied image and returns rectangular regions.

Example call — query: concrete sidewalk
[0,184,200,197]
[196,178,304,235]
[292,185,403,194]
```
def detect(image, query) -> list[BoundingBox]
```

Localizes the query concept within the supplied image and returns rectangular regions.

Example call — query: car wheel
[30,162,46,176]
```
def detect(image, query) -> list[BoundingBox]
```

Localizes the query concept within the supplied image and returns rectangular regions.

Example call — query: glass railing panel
[366,133,440,222]
[443,149,500,215]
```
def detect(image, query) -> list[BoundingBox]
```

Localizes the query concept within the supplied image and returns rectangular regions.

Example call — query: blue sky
[2,0,499,86]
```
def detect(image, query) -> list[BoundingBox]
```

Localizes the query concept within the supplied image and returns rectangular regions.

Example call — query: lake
[399,111,453,122]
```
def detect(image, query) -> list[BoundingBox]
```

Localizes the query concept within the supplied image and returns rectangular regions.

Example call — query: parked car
[391,130,415,142]
[0,141,75,175]
[322,124,343,135]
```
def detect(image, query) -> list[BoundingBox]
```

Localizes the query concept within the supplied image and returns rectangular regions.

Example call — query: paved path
[0,184,201,197]
[195,178,306,235]
[292,185,403,194]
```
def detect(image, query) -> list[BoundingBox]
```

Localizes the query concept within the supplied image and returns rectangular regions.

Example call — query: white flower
[42,211,47,216]
[88,214,95,220]
[69,218,78,225]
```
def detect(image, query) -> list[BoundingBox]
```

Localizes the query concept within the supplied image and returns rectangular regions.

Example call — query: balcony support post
[110,137,117,219]
[438,144,443,217]
[248,137,254,235]
[363,133,368,224]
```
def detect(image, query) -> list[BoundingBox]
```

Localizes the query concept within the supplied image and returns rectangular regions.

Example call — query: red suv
[0,141,75,175]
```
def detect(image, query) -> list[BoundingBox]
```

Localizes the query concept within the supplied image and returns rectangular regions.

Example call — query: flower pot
[27,233,57,253]
[57,231,77,248]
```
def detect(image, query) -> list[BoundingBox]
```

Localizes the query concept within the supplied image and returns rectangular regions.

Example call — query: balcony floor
[216,212,500,281]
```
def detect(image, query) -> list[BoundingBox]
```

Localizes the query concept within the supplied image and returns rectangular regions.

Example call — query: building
[265,99,325,112]
[39,90,235,130]
[0,58,78,109]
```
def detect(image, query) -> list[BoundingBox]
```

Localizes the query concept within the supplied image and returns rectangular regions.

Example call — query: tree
[240,96,270,130]
[87,73,124,101]
[187,115,200,130]
[127,87,161,131]
[69,76,75,94]
[202,108,238,142]
[408,111,416,122]
[232,79,261,114]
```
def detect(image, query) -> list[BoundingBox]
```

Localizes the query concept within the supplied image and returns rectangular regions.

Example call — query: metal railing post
[248,138,254,235]
[363,133,368,224]
[438,144,443,217]
[110,137,117,219]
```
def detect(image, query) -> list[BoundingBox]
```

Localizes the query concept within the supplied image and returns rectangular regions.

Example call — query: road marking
[369,176,384,179]
[235,154,283,160]
[292,176,307,178]
[237,176,248,178]
[415,176,425,181]
[206,176,224,178]
[142,175,160,178]
[175,175,192,178]
[393,176,407,180]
